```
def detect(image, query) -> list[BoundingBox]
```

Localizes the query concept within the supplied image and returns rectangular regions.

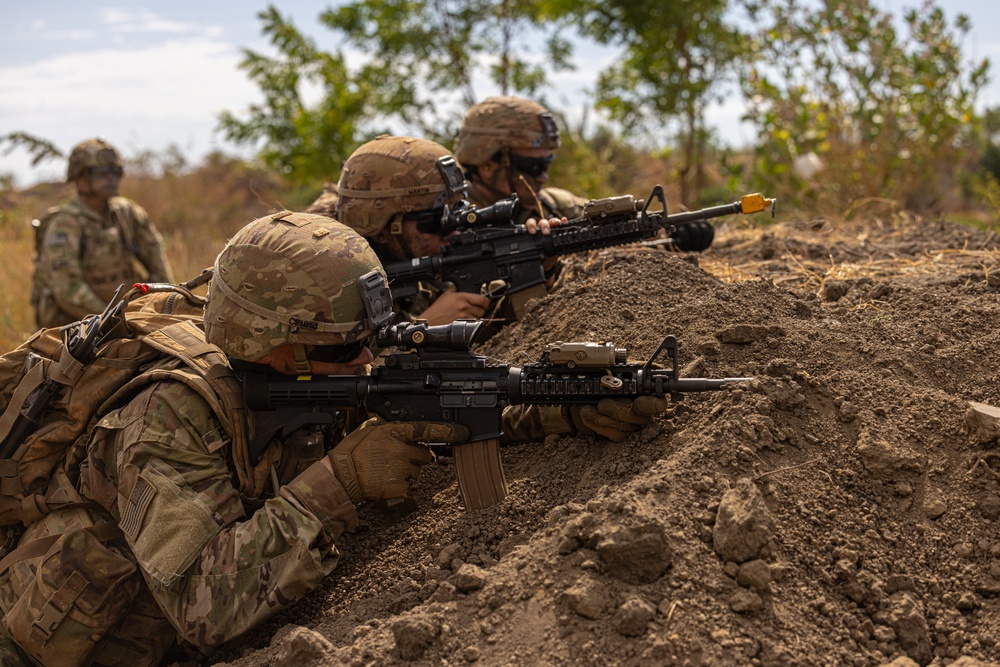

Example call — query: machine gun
[382,185,775,305]
[238,320,750,510]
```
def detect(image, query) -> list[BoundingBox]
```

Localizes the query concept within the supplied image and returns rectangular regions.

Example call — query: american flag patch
[121,475,156,541]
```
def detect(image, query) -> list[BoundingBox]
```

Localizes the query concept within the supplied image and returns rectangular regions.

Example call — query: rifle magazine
[453,438,507,511]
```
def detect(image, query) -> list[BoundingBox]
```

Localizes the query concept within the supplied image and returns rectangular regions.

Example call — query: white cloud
[99,8,219,37]
[0,37,260,186]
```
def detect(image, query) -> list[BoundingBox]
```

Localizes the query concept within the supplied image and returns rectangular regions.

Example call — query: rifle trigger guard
[600,371,623,390]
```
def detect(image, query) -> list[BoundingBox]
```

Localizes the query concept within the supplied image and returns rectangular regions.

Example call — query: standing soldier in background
[31,138,173,329]
[454,96,589,225]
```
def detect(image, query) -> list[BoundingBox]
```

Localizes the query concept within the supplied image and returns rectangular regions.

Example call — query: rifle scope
[376,320,483,351]
[442,196,520,233]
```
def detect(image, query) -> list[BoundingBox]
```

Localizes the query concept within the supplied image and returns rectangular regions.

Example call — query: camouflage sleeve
[108,382,357,647]
[501,404,575,443]
[305,188,340,218]
[38,212,109,319]
[122,201,173,282]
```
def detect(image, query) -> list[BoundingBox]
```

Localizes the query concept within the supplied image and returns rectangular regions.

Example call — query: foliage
[217,6,373,186]
[322,0,574,124]
[740,0,989,216]
[0,132,63,168]
[217,2,577,185]
[978,106,1000,185]
[548,0,744,206]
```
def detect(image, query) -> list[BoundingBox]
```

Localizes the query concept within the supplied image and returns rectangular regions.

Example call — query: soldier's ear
[479,160,499,179]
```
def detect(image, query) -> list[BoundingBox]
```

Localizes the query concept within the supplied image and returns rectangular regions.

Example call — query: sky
[2,1,999,188]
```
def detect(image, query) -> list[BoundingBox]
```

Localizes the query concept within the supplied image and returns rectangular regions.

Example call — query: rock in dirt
[736,559,772,593]
[560,575,609,620]
[596,522,673,584]
[966,401,1000,444]
[453,563,486,592]
[713,478,774,563]
[878,657,919,667]
[614,597,656,637]
[392,616,439,660]
[272,626,335,665]
[728,588,764,614]
[856,428,926,477]
[887,591,931,665]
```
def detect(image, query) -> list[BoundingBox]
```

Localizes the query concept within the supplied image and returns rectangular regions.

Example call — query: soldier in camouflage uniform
[305,184,340,219]
[334,135,561,326]
[454,96,588,225]
[0,212,468,665]
[31,138,173,329]
[331,136,667,438]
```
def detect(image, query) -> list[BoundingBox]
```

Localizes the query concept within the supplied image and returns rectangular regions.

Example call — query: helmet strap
[292,344,312,374]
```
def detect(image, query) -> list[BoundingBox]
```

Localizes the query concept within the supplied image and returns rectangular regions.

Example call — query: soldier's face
[79,166,122,200]
[400,219,451,257]
[509,148,554,198]
[306,345,374,376]
[262,343,373,376]
[482,147,555,205]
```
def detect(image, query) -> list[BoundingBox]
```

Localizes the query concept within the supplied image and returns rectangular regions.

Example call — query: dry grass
[0,157,294,351]
[701,215,1000,297]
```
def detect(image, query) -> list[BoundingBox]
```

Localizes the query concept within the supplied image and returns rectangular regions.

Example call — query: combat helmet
[336,135,467,238]
[66,138,123,182]
[204,211,393,365]
[454,96,561,167]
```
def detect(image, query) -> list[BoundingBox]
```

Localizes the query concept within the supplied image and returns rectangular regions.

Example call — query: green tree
[320,0,575,137]
[0,132,63,171]
[218,2,576,185]
[217,6,373,185]
[741,0,989,214]
[547,0,744,206]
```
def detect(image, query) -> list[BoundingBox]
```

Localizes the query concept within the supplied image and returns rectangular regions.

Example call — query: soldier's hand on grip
[420,286,490,325]
[329,418,470,503]
[569,396,670,443]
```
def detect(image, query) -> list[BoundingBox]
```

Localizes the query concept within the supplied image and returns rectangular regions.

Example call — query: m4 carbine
[382,186,775,306]
[238,320,750,510]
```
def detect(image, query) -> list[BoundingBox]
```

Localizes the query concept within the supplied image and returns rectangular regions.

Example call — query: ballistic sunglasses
[508,153,555,178]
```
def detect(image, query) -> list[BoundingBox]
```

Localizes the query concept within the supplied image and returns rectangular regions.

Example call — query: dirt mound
[196,216,1000,667]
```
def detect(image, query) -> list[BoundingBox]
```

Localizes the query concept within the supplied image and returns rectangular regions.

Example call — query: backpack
[0,279,263,666]
[0,279,252,529]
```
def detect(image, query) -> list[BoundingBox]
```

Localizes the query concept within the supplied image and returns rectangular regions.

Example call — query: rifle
[383,186,775,305]
[238,320,750,510]
[0,275,213,461]
[0,285,128,460]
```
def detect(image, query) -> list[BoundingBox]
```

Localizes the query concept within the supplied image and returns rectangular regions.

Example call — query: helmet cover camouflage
[453,96,561,167]
[204,211,393,361]
[336,135,468,237]
[66,138,123,182]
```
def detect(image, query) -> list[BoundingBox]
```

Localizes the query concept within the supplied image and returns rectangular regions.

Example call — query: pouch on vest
[1,521,140,667]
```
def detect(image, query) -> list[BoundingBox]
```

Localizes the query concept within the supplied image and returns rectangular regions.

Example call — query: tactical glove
[329,418,470,503]
[569,396,670,442]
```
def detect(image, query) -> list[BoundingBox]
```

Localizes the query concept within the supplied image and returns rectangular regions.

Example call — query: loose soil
[195,214,1000,667]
